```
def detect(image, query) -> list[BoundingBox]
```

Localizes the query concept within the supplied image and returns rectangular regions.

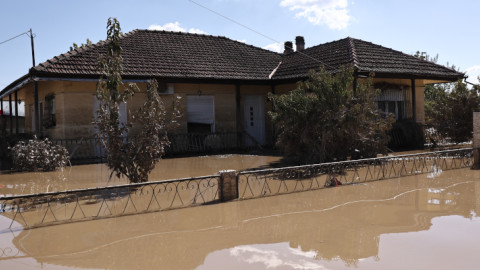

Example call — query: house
[0,30,464,151]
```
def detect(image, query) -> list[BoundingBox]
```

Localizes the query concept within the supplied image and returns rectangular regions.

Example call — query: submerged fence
[0,175,219,230]
[237,148,474,199]
[0,148,474,230]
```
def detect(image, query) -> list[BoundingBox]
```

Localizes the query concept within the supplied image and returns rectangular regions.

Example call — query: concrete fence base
[219,170,238,201]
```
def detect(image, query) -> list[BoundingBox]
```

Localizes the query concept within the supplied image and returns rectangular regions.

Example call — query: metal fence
[0,175,219,230]
[237,148,474,199]
[52,137,106,162]
[0,148,474,230]
[50,132,254,162]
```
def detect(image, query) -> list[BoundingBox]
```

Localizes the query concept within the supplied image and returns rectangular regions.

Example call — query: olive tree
[269,65,394,164]
[95,18,180,183]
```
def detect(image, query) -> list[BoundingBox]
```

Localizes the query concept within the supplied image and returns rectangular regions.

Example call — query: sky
[0,0,479,92]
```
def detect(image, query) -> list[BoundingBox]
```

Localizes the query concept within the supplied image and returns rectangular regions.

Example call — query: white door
[244,95,265,146]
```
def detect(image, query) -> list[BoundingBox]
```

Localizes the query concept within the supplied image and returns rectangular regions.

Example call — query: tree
[413,52,477,143]
[427,80,480,143]
[95,18,181,183]
[268,65,394,164]
[70,38,93,51]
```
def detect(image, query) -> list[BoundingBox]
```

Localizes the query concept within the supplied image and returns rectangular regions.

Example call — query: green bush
[9,137,69,171]
[426,80,480,143]
[269,65,394,164]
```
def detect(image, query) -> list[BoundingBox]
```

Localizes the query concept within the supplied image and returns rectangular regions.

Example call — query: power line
[0,31,30,46]
[187,0,337,71]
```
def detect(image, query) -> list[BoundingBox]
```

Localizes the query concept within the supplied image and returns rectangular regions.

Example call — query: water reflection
[1,168,479,269]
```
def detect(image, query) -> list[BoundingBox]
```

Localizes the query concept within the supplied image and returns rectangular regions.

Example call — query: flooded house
[0,31,464,151]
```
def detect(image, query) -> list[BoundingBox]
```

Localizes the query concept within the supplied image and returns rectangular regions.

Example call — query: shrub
[269,65,394,164]
[9,137,69,171]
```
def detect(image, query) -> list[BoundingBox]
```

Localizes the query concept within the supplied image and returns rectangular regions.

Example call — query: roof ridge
[352,37,463,75]
[138,29,281,55]
[346,37,359,69]
[299,37,349,53]
[34,30,137,72]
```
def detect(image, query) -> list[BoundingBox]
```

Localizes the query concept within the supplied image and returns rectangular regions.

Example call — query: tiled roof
[11,32,464,91]
[272,37,464,81]
[271,38,353,80]
[32,30,283,81]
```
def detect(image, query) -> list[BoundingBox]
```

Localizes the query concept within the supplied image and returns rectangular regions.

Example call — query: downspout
[8,94,13,134]
[34,80,39,136]
[0,97,3,133]
[14,90,18,134]
[271,84,276,145]
[236,84,242,145]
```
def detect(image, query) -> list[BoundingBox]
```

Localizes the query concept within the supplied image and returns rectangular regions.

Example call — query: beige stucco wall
[22,81,98,139]
[15,76,429,141]
[20,81,246,140]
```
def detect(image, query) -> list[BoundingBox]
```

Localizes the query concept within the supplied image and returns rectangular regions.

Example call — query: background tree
[70,38,93,51]
[413,52,479,144]
[427,80,480,143]
[269,65,394,164]
[96,18,180,183]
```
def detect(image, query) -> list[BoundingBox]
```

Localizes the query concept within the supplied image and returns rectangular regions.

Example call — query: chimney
[284,41,294,54]
[295,36,305,52]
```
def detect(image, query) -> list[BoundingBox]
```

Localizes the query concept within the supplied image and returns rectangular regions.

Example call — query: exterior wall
[274,83,298,95]
[174,83,236,134]
[22,80,97,139]
[22,81,242,140]
[17,76,429,142]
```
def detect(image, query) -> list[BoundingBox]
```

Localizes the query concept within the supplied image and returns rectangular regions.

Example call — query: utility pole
[30,29,35,66]
[29,28,39,135]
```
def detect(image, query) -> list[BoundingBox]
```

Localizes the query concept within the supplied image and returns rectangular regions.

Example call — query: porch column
[0,97,3,133]
[9,94,13,134]
[14,90,19,134]
[271,84,276,144]
[34,80,39,136]
[411,79,416,122]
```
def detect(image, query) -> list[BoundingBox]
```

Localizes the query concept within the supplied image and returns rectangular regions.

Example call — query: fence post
[219,170,238,201]
[473,112,480,169]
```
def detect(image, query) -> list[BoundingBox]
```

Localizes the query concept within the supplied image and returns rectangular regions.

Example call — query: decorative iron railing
[52,137,106,162]
[49,132,254,162]
[237,148,474,199]
[0,175,219,230]
[0,148,474,231]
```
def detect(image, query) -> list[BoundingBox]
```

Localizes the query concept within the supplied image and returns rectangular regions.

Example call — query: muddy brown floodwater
[0,154,282,196]
[1,156,480,269]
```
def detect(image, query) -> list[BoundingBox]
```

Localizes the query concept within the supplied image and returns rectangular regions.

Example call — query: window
[375,86,406,120]
[43,94,56,128]
[186,95,215,133]
[377,101,405,120]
